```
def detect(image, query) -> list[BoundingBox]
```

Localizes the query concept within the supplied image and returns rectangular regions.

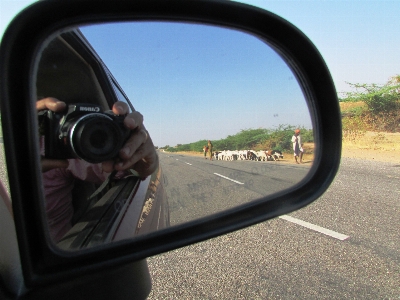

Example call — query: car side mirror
[0,0,341,296]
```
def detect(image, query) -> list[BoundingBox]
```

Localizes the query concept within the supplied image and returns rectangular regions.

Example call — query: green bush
[341,81,400,114]
[340,77,400,132]
[164,125,313,153]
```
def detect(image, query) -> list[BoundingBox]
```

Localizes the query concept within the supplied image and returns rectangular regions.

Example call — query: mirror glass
[34,22,313,250]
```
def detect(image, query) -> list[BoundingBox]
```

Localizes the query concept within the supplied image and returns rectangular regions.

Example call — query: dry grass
[342,131,400,163]
[342,131,400,151]
[340,101,367,111]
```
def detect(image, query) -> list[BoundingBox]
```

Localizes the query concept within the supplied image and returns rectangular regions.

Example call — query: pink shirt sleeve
[66,159,109,184]
[43,159,128,242]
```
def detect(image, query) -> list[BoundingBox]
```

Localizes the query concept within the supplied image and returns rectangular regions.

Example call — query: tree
[340,76,400,114]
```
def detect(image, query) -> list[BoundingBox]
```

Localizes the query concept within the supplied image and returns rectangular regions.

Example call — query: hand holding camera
[37,97,158,178]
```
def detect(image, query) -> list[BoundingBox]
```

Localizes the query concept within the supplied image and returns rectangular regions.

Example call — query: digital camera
[38,103,130,163]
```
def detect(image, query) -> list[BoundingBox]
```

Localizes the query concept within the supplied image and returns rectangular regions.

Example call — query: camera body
[39,103,130,163]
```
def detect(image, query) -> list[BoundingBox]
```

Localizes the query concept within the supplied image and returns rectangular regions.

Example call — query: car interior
[35,31,145,249]
[36,33,109,109]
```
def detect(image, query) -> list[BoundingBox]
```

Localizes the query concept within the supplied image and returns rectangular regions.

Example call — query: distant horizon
[157,124,311,149]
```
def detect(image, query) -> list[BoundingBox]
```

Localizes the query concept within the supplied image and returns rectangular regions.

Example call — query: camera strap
[87,170,118,202]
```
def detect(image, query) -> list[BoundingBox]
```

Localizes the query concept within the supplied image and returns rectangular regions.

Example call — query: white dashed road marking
[279,215,350,241]
[214,173,244,185]
[168,154,349,241]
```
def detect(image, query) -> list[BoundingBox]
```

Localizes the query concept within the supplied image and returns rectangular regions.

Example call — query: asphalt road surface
[159,152,311,225]
[147,155,400,299]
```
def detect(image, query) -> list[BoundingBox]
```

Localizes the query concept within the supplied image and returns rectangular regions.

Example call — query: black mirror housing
[0,0,341,294]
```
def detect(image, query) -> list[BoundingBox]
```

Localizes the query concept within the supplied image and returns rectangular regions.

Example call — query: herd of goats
[212,149,284,161]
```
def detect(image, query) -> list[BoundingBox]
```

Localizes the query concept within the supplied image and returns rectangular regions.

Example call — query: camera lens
[70,114,125,163]
[89,129,108,150]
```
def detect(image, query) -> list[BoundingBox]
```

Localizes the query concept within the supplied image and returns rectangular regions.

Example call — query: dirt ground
[342,131,400,163]
[342,147,399,163]
[339,101,400,163]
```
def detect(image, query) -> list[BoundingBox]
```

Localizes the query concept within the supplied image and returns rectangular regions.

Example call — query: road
[159,152,311,225]
[147,155,400,299]
[1,147,398,298]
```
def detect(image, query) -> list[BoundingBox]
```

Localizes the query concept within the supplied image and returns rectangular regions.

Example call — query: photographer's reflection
[38,97,158,242]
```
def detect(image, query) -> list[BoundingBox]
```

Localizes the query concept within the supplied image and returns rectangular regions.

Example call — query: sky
[79,22,308,147]
[1,0,399,147]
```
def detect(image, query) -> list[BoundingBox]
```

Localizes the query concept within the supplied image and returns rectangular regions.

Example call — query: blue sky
[1,1,399,147]
[80,22,307,147]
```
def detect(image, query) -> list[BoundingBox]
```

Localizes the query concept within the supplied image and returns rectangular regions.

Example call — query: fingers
[124,111,144,130]
[112,102,144,131]
[106,126,157,178]
[111,101,129,115]
[36,97,66,112]
[101,126,153,174]
[38,98,68,172]
[119,129,153,160]
[129,147,159,178]
[115,140,158,178]
[117,128,150,165]
[141,129,148,142]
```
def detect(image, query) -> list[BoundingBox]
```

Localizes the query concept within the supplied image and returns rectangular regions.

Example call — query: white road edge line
[214,173,244,185]
[185,162,192,165]
[279,215,350,241]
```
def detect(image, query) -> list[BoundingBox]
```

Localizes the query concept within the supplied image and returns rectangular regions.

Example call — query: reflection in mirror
[34,22,313,250]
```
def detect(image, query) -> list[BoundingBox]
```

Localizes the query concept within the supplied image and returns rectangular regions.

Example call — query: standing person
[207,140,213,161]
[203,145,208,159]
[291,129,303,164]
